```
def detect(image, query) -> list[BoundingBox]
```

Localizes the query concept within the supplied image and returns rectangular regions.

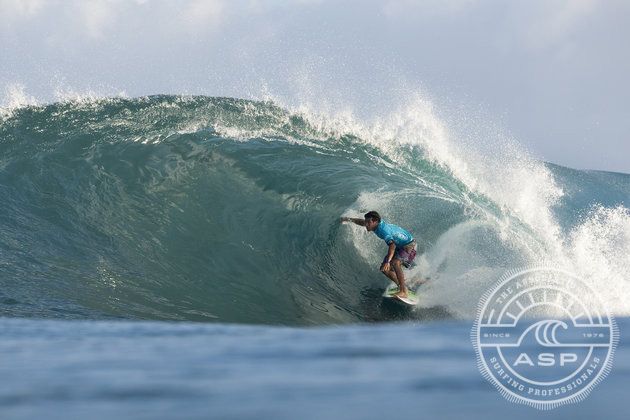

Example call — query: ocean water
[1,95,629,418]
[1,317,628,420]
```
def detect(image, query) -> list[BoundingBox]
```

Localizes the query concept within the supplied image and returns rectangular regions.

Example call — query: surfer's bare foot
[393,290,408,298]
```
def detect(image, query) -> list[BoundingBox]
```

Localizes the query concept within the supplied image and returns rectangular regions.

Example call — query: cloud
[185,0,224,22]
[0,0,44,18]
[383,0,475,20]
[521,0,601,50]
[0,0,45,27]
[0,0,118,39]
[78,0,118,40]
[0,0,230,39]
[180,0,226,34]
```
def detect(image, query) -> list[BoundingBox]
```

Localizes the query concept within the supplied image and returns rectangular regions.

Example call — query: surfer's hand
[380,262,390,272]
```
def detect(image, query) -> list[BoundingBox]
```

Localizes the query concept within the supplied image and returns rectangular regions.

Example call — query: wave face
[1,95,629,324]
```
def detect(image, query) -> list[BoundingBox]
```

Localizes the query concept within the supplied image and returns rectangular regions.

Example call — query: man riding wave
[341,211,417,298]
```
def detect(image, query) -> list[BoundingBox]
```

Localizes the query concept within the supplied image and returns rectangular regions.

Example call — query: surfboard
[383,285,419,305]
[382,278,430,305]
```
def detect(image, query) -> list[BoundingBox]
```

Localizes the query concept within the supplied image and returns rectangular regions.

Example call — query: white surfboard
[382,283,420,305]
[382,278,430,305]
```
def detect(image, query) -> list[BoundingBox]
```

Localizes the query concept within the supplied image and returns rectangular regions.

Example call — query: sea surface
[1,95,629,419]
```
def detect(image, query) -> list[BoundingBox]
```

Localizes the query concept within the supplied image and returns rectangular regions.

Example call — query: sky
[1,0,629,173]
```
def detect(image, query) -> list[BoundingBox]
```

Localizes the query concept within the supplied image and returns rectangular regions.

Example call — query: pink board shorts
[394,240,417,268]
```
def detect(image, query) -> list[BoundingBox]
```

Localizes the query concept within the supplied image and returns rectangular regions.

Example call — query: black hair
[364,211,381,223]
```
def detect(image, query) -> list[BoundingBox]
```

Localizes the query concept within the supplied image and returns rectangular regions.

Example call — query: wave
[1,95,629,324]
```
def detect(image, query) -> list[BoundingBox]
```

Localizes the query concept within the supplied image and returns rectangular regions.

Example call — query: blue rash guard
[374,221,413,248]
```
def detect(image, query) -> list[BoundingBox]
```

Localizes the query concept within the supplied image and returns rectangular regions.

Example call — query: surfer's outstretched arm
[340,217,365,226]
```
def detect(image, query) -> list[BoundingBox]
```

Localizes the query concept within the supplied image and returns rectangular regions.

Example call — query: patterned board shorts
[394,240,417,268]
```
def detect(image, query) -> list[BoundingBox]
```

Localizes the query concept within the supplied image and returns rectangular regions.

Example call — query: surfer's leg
[391,259,408,298]
[381,266,400,288]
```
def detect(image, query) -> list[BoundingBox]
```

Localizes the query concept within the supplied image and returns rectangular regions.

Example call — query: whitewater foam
[564,205,630,314]
[319,91,630,318]
[0,83,38,119]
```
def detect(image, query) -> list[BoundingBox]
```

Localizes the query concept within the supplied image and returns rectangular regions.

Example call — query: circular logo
[471,266,619,409]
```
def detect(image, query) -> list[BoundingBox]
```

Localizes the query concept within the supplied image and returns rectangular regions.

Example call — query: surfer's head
[364,211,381,232]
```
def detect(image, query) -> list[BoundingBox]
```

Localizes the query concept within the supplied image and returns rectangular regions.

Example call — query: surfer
[341,211,417,298]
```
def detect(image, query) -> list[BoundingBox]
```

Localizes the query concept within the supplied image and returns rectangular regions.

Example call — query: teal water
[1,95,629,418]
[2,95,628,324]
